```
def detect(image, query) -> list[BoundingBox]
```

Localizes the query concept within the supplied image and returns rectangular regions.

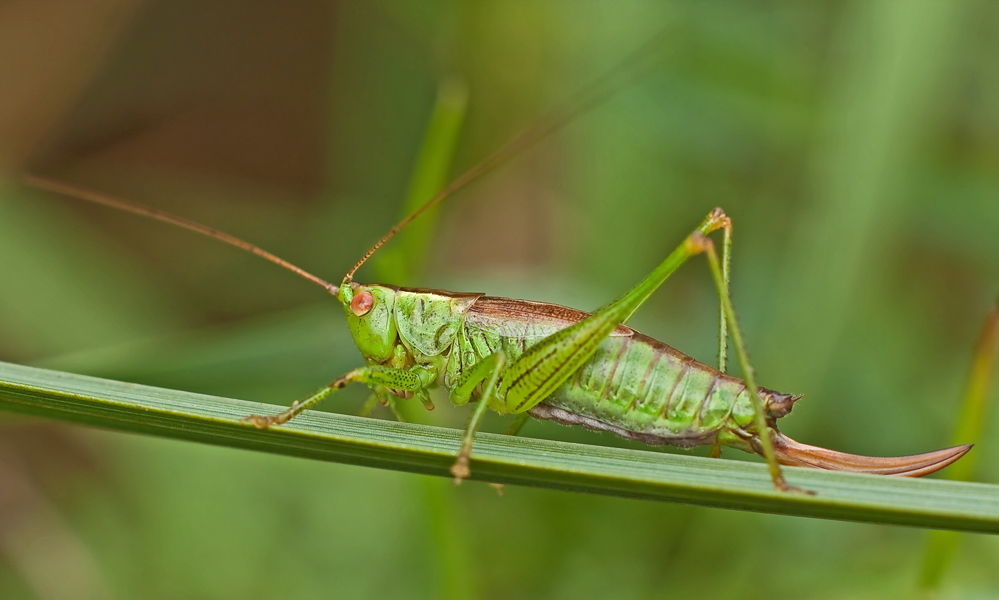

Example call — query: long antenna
[23,175,340,296]
[342,31,672,283]
[24,32,670,293]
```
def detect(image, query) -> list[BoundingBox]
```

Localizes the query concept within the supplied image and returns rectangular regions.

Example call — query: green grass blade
[2,360,998,534]
[375,78,469,286]
[920,304,999,587]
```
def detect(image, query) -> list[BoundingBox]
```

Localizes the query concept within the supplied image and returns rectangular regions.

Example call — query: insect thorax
[392,288,483,362]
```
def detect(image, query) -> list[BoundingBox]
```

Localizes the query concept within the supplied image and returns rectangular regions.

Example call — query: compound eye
[351,291,374,316]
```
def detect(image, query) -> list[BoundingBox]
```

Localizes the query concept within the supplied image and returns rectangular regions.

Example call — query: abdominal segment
[535,332,766,448]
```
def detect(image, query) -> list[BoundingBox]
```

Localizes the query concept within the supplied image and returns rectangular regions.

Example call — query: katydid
[20,183,971,494]
[22,43,972,493]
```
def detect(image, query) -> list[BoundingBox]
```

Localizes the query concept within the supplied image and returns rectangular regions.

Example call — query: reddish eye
[351,291,374,316]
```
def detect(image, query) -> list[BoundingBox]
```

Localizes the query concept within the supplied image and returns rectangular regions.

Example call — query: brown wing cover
[466,296,634,337]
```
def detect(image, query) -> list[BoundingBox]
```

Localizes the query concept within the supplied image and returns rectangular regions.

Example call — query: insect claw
[773,476,815,496]
[241,412,291,428]
[450,454,471,484]
[772,432,972,477]
[240,414,272,428]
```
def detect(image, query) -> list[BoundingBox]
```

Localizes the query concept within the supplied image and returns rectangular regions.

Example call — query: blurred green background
[2,1,999,598]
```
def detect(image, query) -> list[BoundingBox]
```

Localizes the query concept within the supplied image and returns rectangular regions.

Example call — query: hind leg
[711,216,734,460]
[689,228,805,493]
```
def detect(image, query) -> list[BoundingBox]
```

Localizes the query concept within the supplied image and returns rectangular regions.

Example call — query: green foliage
[920,306,999,588]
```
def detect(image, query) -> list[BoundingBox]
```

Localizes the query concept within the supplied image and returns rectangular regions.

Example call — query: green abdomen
[536,332,757,447]
[446,296,788,448]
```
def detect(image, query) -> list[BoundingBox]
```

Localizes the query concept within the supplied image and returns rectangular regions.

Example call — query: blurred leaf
[920,303,999,589]
[761,0,972,386]
[376,78,469,286]
[2,360,999,534]
[0,183,183,359]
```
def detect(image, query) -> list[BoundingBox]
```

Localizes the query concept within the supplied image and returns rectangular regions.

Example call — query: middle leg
[450,351,507,483]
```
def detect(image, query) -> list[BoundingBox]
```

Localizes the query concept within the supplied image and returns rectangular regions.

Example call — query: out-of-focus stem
[919,303,999,590]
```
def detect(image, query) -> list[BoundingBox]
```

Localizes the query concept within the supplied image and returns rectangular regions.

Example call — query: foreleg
[242,365,431,428]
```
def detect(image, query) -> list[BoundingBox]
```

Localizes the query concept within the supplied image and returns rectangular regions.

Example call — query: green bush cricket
[24,39,972,494]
